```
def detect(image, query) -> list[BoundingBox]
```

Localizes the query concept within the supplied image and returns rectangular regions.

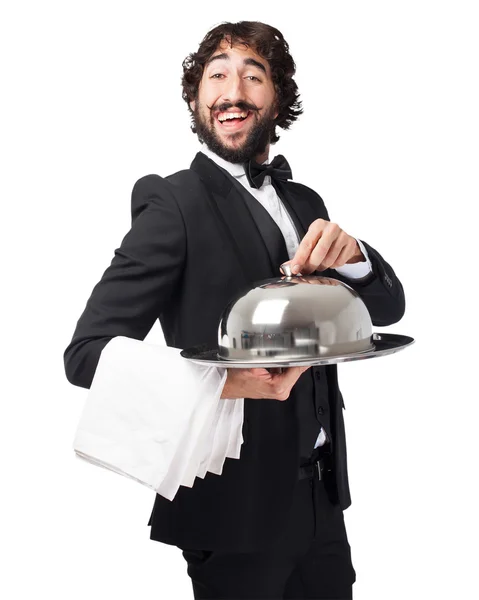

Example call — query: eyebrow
[205,53,267,75]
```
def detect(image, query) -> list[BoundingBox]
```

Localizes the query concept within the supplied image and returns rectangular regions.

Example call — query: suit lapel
[190,152,329,281]
[190,152,274,282]
[273,178,335,278]
[272,179,321,238]
[227,176,290,274]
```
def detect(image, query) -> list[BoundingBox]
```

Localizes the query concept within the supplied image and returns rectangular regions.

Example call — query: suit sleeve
[310,191,406,327]
[329,239,406,326]
[63,175,186,389]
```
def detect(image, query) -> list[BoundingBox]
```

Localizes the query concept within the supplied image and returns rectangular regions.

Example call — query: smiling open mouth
[216,110,253,130]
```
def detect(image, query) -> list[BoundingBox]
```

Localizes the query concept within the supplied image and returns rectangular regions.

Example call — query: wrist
[220,374,235,399]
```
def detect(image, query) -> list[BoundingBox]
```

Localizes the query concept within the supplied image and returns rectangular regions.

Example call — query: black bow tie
[243,154,292,189]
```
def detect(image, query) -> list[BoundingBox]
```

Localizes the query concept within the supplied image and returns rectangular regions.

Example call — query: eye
[246,76,261,82]
[211,73,224,79]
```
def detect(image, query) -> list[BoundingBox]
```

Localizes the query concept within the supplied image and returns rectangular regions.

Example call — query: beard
[192,99,277,164]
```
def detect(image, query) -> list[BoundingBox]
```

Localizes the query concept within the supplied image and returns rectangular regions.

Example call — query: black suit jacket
[63,151,405,551]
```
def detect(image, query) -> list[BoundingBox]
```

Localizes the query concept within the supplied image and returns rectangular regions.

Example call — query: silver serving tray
[180,333,415,368]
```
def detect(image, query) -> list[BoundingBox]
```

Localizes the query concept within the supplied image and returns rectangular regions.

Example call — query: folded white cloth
[73,336,244,501]
[204,396,244,476]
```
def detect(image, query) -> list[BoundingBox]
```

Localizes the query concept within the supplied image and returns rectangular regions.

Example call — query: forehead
[204,39,272,77]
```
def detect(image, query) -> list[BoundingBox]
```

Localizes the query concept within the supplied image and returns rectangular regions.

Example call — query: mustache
[208,102,258,114]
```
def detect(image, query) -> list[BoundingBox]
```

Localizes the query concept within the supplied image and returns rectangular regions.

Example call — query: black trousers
[179,445,356,599]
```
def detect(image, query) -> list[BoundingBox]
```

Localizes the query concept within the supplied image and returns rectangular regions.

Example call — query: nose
[219,74,247,107]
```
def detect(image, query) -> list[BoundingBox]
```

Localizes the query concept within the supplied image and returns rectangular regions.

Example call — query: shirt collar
[200,143,269,185]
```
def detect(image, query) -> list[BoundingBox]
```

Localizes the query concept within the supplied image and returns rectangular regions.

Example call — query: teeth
[218,111,248,122]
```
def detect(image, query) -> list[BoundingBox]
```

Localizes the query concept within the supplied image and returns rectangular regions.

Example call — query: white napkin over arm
[73,335,244,501]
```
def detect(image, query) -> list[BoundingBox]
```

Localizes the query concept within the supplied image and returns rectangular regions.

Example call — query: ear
[189,99,196,112]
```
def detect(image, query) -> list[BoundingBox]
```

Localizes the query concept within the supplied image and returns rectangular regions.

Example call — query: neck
[254,144,270,165]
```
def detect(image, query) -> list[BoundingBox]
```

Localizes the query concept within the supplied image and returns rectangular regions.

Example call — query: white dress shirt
[200,143,373,448]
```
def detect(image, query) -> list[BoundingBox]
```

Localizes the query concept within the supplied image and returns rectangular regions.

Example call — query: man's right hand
[220,366,311,401]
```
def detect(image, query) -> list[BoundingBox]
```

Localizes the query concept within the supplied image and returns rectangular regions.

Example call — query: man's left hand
[283,219,366,275]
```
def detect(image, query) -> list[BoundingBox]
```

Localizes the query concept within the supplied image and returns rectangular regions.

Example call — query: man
[64,21,405,599]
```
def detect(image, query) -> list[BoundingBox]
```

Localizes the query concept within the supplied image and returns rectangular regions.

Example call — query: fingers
[266,367,284,375]
[309,223,343,270]
[245,367,276,383]
[248,368,271,376]
[289,219,327,274]
[245,365,311,401]
[271,365,310,400]
[289,220,347,274]
[285,221,358,274]
[315,234,346,270]
[329,241,355,269]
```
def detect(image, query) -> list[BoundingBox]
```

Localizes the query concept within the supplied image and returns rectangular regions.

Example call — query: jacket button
[317,406,324,415]
[315,371,321,380]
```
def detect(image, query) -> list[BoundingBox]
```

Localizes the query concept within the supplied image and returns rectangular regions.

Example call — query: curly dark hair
[181,21,303,144]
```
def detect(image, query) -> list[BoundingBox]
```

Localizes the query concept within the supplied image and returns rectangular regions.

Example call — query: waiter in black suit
[64,21,405,600]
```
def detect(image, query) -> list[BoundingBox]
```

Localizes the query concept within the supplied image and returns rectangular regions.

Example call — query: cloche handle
[280,262,294,277]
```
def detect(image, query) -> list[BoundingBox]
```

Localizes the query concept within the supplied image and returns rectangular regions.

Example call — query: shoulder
[131,169,201,223]
[285,179,330,218]
[131,169,199,199]
[288,180,326,205]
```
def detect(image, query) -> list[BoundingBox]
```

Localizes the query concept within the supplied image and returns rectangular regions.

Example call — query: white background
[2,1,478,598]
